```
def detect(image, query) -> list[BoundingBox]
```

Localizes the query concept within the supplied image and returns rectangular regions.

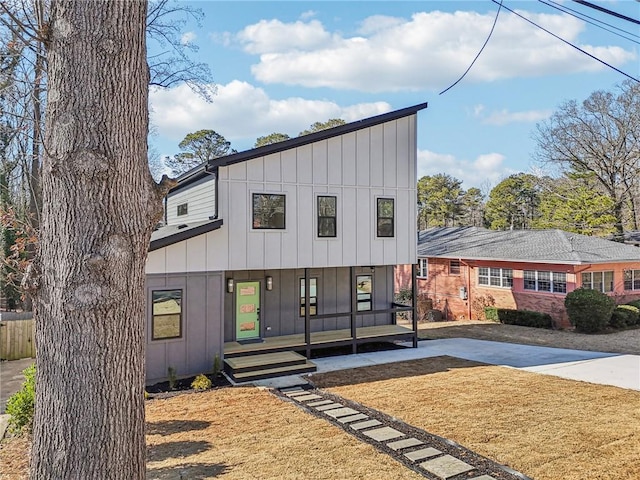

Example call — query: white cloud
[417,149,517,190]
[479,108,553,126]
[228,10,635,92]
[299,10,317,21]
[149,82,392,148]
[180,31,196,45]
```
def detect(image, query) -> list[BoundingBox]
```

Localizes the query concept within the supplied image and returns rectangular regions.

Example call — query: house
[395,227,640,329]
[145,103,427,383]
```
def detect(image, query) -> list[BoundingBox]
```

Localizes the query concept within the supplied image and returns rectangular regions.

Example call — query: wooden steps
[224,351,317,383]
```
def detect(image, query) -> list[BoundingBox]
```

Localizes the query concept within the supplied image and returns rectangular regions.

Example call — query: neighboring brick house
[395,227,640,329]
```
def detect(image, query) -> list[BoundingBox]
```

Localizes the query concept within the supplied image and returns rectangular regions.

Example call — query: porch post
[412,263,418,348]
[351,266,357,354]
[304,267,311,359]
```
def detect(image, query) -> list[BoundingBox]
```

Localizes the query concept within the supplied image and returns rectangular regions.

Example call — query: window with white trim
[478,267,513,288]
[449,260,461,276]
[524,270,567,293]
[624,269,640,291]
[581,271,613,293]
[418,259,428,278]
[177,203,188,216]
[252,193,285,229]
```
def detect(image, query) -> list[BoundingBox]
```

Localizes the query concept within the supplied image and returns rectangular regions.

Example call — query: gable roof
[172,102,428,192]
[418,227,640,265]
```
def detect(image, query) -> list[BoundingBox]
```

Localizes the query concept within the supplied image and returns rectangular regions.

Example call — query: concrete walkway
[257,338,640,390]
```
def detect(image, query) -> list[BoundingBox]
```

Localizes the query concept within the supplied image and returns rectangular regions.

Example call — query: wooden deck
[224,324,415,357]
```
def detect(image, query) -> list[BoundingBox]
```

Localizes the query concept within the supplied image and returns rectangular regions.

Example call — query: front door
[235,281,261,340]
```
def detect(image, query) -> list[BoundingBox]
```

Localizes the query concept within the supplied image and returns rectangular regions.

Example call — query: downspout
[460,259,472,320]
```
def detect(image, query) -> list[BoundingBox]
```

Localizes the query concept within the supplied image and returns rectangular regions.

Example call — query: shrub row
[565,288,640,333]
[484,307,553,329]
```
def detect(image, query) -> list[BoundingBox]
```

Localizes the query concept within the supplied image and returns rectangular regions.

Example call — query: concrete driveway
[0,357,35,413]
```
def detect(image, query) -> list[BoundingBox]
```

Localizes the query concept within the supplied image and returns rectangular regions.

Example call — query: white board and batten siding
[146,115,418,274]
[165,175,216,225]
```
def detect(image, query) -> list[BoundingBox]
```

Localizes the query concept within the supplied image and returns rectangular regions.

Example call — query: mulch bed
[145,373,231,400]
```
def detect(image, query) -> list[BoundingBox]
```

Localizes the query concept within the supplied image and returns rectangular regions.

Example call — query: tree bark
[31,2,162,478]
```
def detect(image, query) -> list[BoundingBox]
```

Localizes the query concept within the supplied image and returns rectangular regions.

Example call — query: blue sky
[148,1,639,189]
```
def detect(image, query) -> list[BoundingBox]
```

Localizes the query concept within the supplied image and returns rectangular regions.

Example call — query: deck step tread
[230,361,317,382]
[224,351,308,371]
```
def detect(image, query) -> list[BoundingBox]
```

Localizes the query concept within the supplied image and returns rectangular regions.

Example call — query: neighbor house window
[624,270,640,291]
[376,198,394,237]
[478,267,513,288]
[356,275,372,311]
[300,278,317,317]
[582,271,614,293]
[177,203,188,216]
[152,289,182,340]
[418,259,428,278]
[252,193,285,229]
[524,270,567,293]
[317,196,337,238]
[449,260,461,276]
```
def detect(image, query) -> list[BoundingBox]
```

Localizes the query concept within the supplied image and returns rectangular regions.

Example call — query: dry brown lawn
[309,356,640,480]
[419,319,640,355]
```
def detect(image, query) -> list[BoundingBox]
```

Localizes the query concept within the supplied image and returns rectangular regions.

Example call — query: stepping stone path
[279,386,531,480]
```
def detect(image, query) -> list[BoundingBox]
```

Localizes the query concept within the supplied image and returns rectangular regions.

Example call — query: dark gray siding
[223,266,395,341]
[146,271,224,384]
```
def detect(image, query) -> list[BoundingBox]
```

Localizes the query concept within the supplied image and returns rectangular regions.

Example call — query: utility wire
[491,0,639,83]
[541,0,640,44]
[439,0,503,94]
[573,0,640,25]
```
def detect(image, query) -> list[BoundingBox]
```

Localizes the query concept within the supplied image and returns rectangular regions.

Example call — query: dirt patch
[309,356,640,480]
[419,319,640,354]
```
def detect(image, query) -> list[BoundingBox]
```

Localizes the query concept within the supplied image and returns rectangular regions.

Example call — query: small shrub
[484,307,499,322]
[494,308,553,329]
[565,288,615,333]
[472,294,495,320]
[416,293,434,322]
[425,309,443,322]
[6,363,36,433]
[610,304,639,328]
[191,374,212,391]
[167,366,177,390]
[394,287,413,306]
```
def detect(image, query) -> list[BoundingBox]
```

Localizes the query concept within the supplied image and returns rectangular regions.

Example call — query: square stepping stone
[387,438,424,451]
[315,403,343,411]
[324,407,360,418]
[420,455,475,479]
[306,399,334,407]
[283,390,307,397]
[362,426,404,442]
[292,393,322,402]
[350,419,382,430]
[337,413,368,424]
[404,447,442,462]
[470,476,497,480]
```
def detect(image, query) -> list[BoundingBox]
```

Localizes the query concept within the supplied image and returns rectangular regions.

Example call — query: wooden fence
[0,318,35,360]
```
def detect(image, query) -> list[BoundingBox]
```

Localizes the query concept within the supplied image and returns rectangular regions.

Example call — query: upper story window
[151,289,182,340]
[252,193,285,229]
[418,258,428,278]
[376,198,394,237]
[624,270,640,291]
[300,278,318,317]
[449,260,461,276]
[317,196,337,238]
[478,267,513,288]
[582,271,613,293]
[177,203,188,216]
[356,275,372,311]
[524,270,567,293]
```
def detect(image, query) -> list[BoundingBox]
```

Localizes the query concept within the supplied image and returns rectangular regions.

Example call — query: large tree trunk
[31,2,162,478]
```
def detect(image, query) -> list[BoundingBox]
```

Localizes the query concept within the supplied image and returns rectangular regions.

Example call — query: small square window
[152,289,182,340]
[449,260,461,275]
[376,198,394,237]
[253,193,285,229]
[177,203,188,216]
[317,196,337,238]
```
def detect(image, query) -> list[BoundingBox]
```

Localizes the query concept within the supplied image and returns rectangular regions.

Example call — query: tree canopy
[299,118,346,136]
[165,129,236,176]
[255,132,290,147]
[484,173,541,230]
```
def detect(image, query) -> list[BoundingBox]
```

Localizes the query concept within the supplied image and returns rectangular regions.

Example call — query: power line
[573,0,640,25]
[491,0,639,83]
[439,0,504,95]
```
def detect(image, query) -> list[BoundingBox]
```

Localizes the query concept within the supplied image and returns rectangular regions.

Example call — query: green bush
[610,304,640,328]
[565,288,615,333]
[484,307,499,322]
[489,308,553,329]
[625,299,640,311]
[191,374,212,391]
[6,363,36,433]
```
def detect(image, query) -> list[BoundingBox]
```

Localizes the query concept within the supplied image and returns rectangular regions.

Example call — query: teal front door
[235,281,261,340]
